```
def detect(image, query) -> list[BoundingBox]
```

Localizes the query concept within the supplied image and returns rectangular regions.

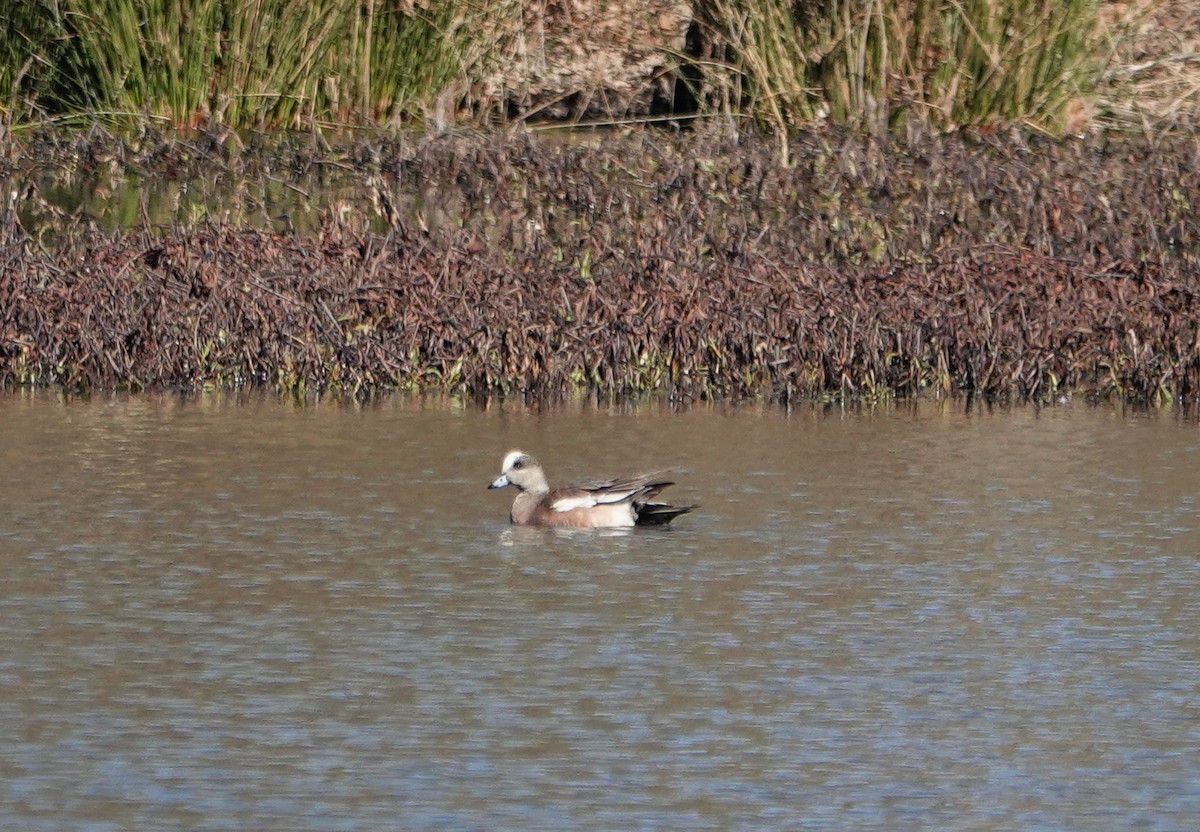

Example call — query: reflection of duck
[488,450,696,528]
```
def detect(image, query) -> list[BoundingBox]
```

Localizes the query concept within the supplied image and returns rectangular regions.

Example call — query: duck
[488,449,695,528]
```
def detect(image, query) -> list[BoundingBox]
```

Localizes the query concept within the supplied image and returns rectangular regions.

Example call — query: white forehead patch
[502,450,526,471]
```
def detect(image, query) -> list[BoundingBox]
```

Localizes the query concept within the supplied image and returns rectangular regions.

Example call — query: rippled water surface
[2,392,1198,830]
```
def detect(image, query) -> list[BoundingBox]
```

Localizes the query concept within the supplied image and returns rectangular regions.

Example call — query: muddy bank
[2,129,1200,403]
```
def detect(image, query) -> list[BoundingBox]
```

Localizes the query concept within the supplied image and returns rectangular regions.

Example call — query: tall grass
[61,0,223,123]
[215,0,353,127]
[2,0,1104,133]
[1,0,497,128]
[703,0,1101,133]
[1,3,77,119]
[346,1,515,126]
[0,4,35,117]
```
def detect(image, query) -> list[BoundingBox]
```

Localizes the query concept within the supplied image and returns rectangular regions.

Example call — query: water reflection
[18,161,454,237]
[1,392,1197,830]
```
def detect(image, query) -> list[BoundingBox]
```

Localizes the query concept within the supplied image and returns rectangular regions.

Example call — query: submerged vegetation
[0,0,1159,134]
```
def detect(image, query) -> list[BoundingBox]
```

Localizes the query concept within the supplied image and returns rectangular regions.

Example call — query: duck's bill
[488,474,509,489]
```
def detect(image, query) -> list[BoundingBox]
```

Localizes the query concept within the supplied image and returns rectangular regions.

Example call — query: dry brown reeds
[2,128,1199,403]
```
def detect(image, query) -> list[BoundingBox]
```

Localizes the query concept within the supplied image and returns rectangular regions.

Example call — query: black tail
[634,501,697,526]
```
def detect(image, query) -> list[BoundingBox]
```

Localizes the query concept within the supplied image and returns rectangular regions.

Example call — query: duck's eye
[512,459,524,469]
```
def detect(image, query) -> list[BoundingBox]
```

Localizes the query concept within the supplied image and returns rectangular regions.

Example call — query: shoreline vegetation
[3,128,1198,405]
[4,1,1198,135]
[2,2,1199,405]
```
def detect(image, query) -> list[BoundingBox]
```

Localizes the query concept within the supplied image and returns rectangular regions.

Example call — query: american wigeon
[488,450,696,528]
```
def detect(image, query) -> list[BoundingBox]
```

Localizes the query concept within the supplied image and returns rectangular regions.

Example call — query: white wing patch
[550,494,601,512]
[550,486,641,512]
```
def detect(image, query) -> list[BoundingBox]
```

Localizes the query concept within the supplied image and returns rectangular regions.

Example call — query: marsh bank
[2,127,1199,403]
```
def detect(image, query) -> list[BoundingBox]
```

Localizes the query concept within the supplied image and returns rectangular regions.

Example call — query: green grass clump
[1,0,501,129]
[214,0,352,128]
[702,0,1100,133]
[63,0,224,124]
[0,3,70,120]
[349,0,513,126]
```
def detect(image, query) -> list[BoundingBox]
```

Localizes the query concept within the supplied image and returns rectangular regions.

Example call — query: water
[24,169,365,236]
[1,392,1198,830]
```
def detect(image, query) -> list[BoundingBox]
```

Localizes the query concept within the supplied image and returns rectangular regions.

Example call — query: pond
[1,392,1197,830]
